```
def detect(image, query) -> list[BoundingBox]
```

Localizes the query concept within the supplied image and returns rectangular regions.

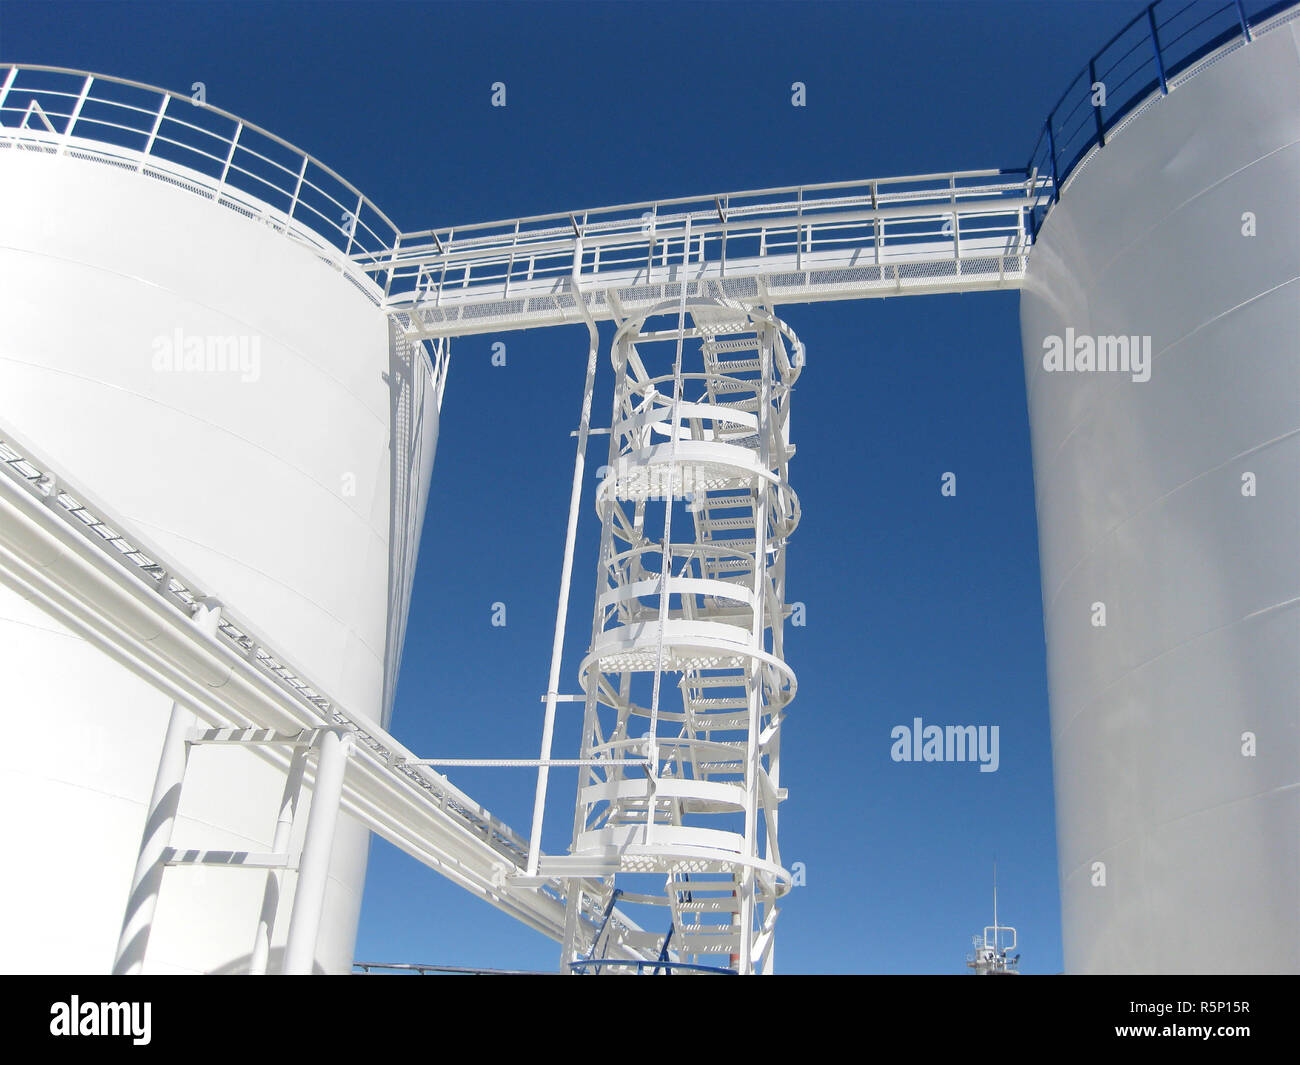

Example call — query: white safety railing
[0,66,1051,338]
[0,65,399,276]
[373,169,1052,337]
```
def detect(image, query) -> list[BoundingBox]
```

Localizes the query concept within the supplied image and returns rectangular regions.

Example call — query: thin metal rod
[1089,58,1107,149]
[0,66,17,115]
[216,121,241,197]
[1235,0,1253,42]
[526,240,601,877]
[1046,121,1060,203]
[560,286,641,967]
[738,322,774,975]
[1147,5,1169,96]
[646,217,693,807]
[60,74,92,152]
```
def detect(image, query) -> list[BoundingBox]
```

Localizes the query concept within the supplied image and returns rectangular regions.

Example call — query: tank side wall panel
[0,147,405,973]
[1020,24,1300,973]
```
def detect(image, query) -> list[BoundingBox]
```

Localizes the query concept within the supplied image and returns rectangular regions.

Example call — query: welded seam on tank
[1034,273,1300,495]
[1050,591,1300,740]
[1041,420,1299,616]
[1057,781,1300,879]
[0,240,395,431]
[0,358,393,664]
[1039,138,1300,313]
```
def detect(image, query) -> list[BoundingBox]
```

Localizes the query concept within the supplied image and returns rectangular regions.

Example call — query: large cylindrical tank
[0,71,437,973]
[1020,18,1299,972]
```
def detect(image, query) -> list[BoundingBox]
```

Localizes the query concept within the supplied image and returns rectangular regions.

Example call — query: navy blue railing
[1026,0,1293,233]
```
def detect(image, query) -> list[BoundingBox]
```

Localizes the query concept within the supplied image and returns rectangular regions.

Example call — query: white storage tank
[1019,9,1299,973]
[0,67,439,973]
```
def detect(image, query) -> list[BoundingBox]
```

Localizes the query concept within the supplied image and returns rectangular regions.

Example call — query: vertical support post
[1089,58,1107,148]
[644,217,693,846]
[527,239,600,877]
[60,75,92,153]
[344,192,364,256]
[0,66,18,120]
[248,744,309,975]
[1235,0,1253,43]
[794,189,803,272]
[652,923,674,975]
[1046,121,1060,204]
[216,121,242,196]
[140,92,169,171]
[287,153,308,221]
[1147,5,1169,96]
[720,200,729,277]
[111,700,196,975]
[282,730,352,975]
[563,302,634,969]
[738,320,774,977]
[950,174,962,277]
[766,726,783,976]
[560,878,588,970]
[112,598,219,975]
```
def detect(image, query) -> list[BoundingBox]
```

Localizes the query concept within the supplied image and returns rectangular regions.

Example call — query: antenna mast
[967,860,1020,974]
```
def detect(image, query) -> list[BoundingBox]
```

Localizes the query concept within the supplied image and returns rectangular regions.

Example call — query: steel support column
[283,730,353,975]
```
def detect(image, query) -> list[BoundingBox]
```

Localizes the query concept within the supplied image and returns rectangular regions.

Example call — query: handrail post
[141,92,169,166]
[1147,5,1169,95]
[344,192,363,256]
[1046,120,1060,204]
[950,173,961,276]
[1235,0,1253,42]
[216,120,242,198]
[283,729,352,975]
[0,66,18,120]
[61,74,93,152]
[288,154,308,221]
[795,188,803,272]
[1089,57,1107,148]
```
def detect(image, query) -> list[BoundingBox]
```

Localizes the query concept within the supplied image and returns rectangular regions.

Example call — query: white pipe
[283,730,352,974]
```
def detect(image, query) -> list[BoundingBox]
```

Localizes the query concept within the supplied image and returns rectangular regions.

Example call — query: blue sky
[3,0,1166,974]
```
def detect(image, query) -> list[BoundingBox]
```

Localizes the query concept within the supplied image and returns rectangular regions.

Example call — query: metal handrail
[375,170,1047,310]
[1025,0,1295,231]
[4,2,1293,304]
[0,64,399,268]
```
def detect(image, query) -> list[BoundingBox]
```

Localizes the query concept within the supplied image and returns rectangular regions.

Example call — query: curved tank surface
[0,80,438,973]
[1020,19,1300,973]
